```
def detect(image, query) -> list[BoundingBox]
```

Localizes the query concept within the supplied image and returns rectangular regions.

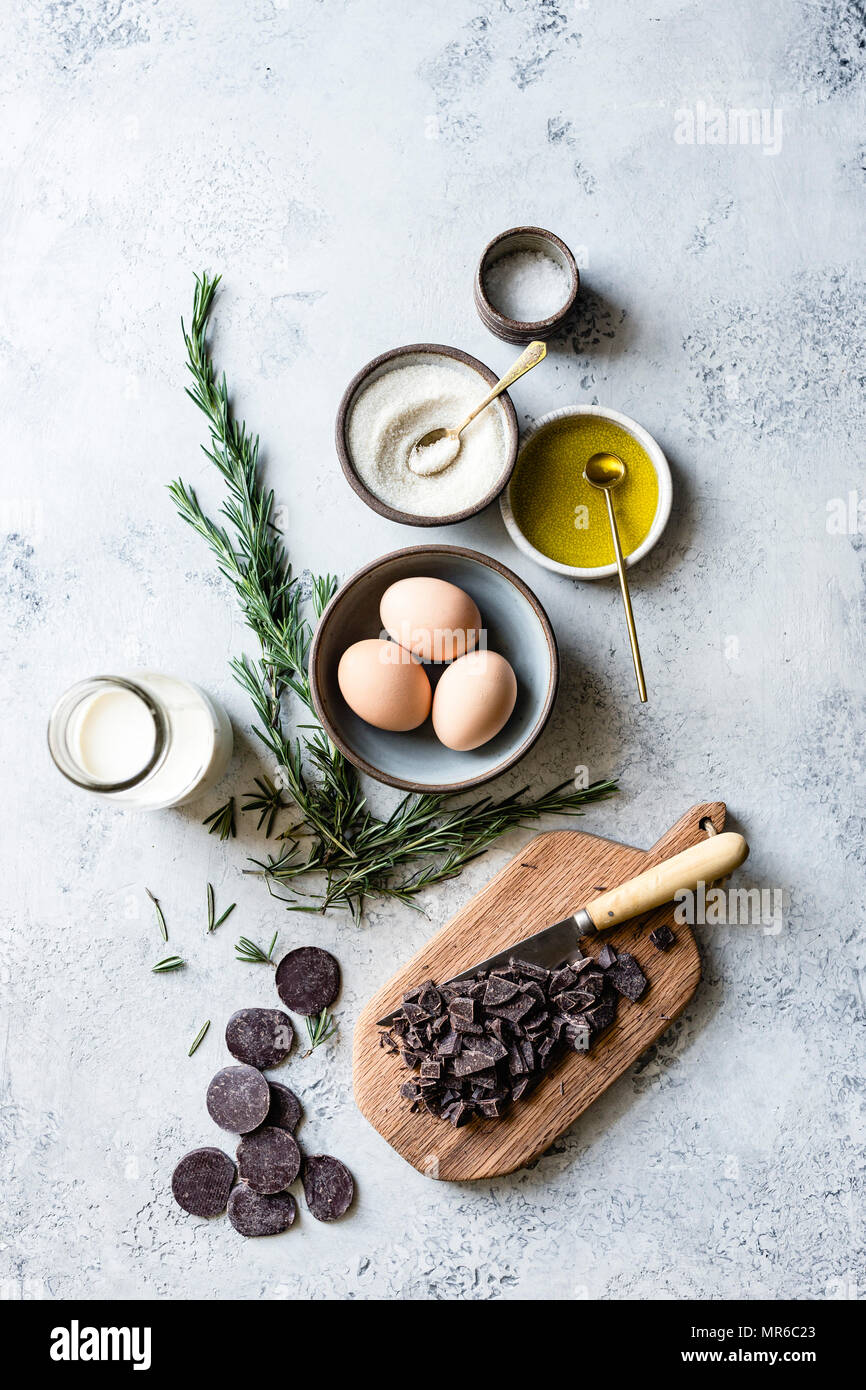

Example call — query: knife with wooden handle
[377,831,748,1024]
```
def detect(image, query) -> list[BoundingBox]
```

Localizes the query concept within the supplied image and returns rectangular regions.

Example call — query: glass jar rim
[47,675,169,792]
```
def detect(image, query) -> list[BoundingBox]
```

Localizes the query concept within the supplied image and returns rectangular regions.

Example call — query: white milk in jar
[48,672,233,808]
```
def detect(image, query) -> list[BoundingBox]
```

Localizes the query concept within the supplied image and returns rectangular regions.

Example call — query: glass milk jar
[47,672,233,809]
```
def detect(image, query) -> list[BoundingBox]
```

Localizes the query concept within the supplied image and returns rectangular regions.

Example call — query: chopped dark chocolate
[649,924,675,952]
[605,952,649,1001]
[380,941,654,1126]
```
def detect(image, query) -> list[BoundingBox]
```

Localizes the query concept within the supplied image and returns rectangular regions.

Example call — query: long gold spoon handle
[455,340,546,436]
[603,490,648,703]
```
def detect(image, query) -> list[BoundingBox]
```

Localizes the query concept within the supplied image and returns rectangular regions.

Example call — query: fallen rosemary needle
[152,955,185,973]
[206,882,236,932]
[235,931,278,965]
[145,888,168,942]
[303,1007,337,1056]
[188,1020,210,1056]
[203,797,236,841]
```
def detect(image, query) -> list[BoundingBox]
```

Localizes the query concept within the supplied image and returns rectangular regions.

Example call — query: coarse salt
[483,249,570,323]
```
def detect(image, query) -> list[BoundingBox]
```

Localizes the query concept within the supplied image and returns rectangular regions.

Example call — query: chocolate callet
[171,1147,236,1218]
[206,1065,270,1134]
[226,1008,294,1068]
[236,1125,302,1194]
[649,924,675,952]
[275,946,340,1016]
[606,952,649,1001]
[303,1155,355,1221]
[265,1082,302,1134]
[227,1186,296,1237]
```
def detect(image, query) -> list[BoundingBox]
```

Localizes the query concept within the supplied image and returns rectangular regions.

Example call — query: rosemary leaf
[146,887,168,942]
[304,1008,337,1056]
[242,775,288,837]
[234,931,278,965]
[152,955,185,973]
[212,902,236,930]
[188,1020,210,1056]
[203,797,236,841]
[206,882,215,931]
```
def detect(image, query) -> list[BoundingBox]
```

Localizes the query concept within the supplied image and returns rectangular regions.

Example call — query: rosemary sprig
[203,797,236,840]
[152,955,185,973]
[171,273,618,921]
[145,887,168,942]
[304,1008,337,1056]
[242,774,288,837]
[188,1020,210,1055]
[206,882,236,932]
[235,931,278,965]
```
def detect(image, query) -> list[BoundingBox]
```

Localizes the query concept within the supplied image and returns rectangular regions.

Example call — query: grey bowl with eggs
[308,545,559,793]
[335,344,519,527]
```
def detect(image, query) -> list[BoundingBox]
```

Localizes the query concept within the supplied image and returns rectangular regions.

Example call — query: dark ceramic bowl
[475,226,579,345]
[309,545,559,792]
[335,344,519,527]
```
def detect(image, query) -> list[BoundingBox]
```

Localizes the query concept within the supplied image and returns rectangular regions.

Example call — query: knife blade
[376,830,748,1027]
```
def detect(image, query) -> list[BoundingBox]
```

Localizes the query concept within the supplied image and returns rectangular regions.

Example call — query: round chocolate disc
[236,1125,302,1194]
[228,1186,297,1237]
[266,1082,302,1134]
[206,1065,270,1134]
[171,1147,236,1218]
[225,1008,294,1069]
[302,1154,354,1222]
[275,946,340,1016]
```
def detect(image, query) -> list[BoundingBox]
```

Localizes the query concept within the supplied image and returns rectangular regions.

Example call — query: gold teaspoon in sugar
[409,340,546,476]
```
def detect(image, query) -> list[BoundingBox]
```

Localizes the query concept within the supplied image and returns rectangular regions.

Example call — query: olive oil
[511,416,659,567]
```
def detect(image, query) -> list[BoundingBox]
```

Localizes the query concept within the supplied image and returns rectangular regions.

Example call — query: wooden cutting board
[353,802,724,1181]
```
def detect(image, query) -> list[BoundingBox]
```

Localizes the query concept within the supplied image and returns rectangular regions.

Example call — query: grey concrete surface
[1,0,864,1301]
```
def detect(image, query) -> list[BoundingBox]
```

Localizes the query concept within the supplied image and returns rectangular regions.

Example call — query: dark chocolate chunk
[236,1125,302,1194]
[172,1147,236,1217]
[606,952,649,1001]
[549,965,577,994]
[448,997,475,1029]
[225,1007,294,1069]
[302,1155,354,1221]
[265,1082,302,1134]
[418,983,443,1013]
[483,975,520,1006]
[588,994,617,1033]
[649,924,675,952]
[275,946,340,1016]
[227,1186,296,1237]
[597,943,617,969]
[509,957,551,983]
[206,1065,270,1134]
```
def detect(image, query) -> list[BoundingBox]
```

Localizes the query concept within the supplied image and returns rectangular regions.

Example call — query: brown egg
[432,650,518,751]
[380,576,482,663]
[337,639,431,731]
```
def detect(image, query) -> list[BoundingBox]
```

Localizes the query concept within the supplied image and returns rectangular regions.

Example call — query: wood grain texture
[353,802,725,1181]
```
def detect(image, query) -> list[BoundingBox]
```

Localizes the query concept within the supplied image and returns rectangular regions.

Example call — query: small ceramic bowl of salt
[475,226,579,344]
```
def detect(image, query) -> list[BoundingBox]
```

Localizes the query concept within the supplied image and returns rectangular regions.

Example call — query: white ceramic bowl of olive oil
[500,405,673,581]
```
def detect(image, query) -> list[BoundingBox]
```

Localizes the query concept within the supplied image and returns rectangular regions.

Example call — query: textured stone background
[1,0,864,1301]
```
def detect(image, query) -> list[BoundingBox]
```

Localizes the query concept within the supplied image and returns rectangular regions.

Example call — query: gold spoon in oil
[584,452,648,703]
[409,340,547,476]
